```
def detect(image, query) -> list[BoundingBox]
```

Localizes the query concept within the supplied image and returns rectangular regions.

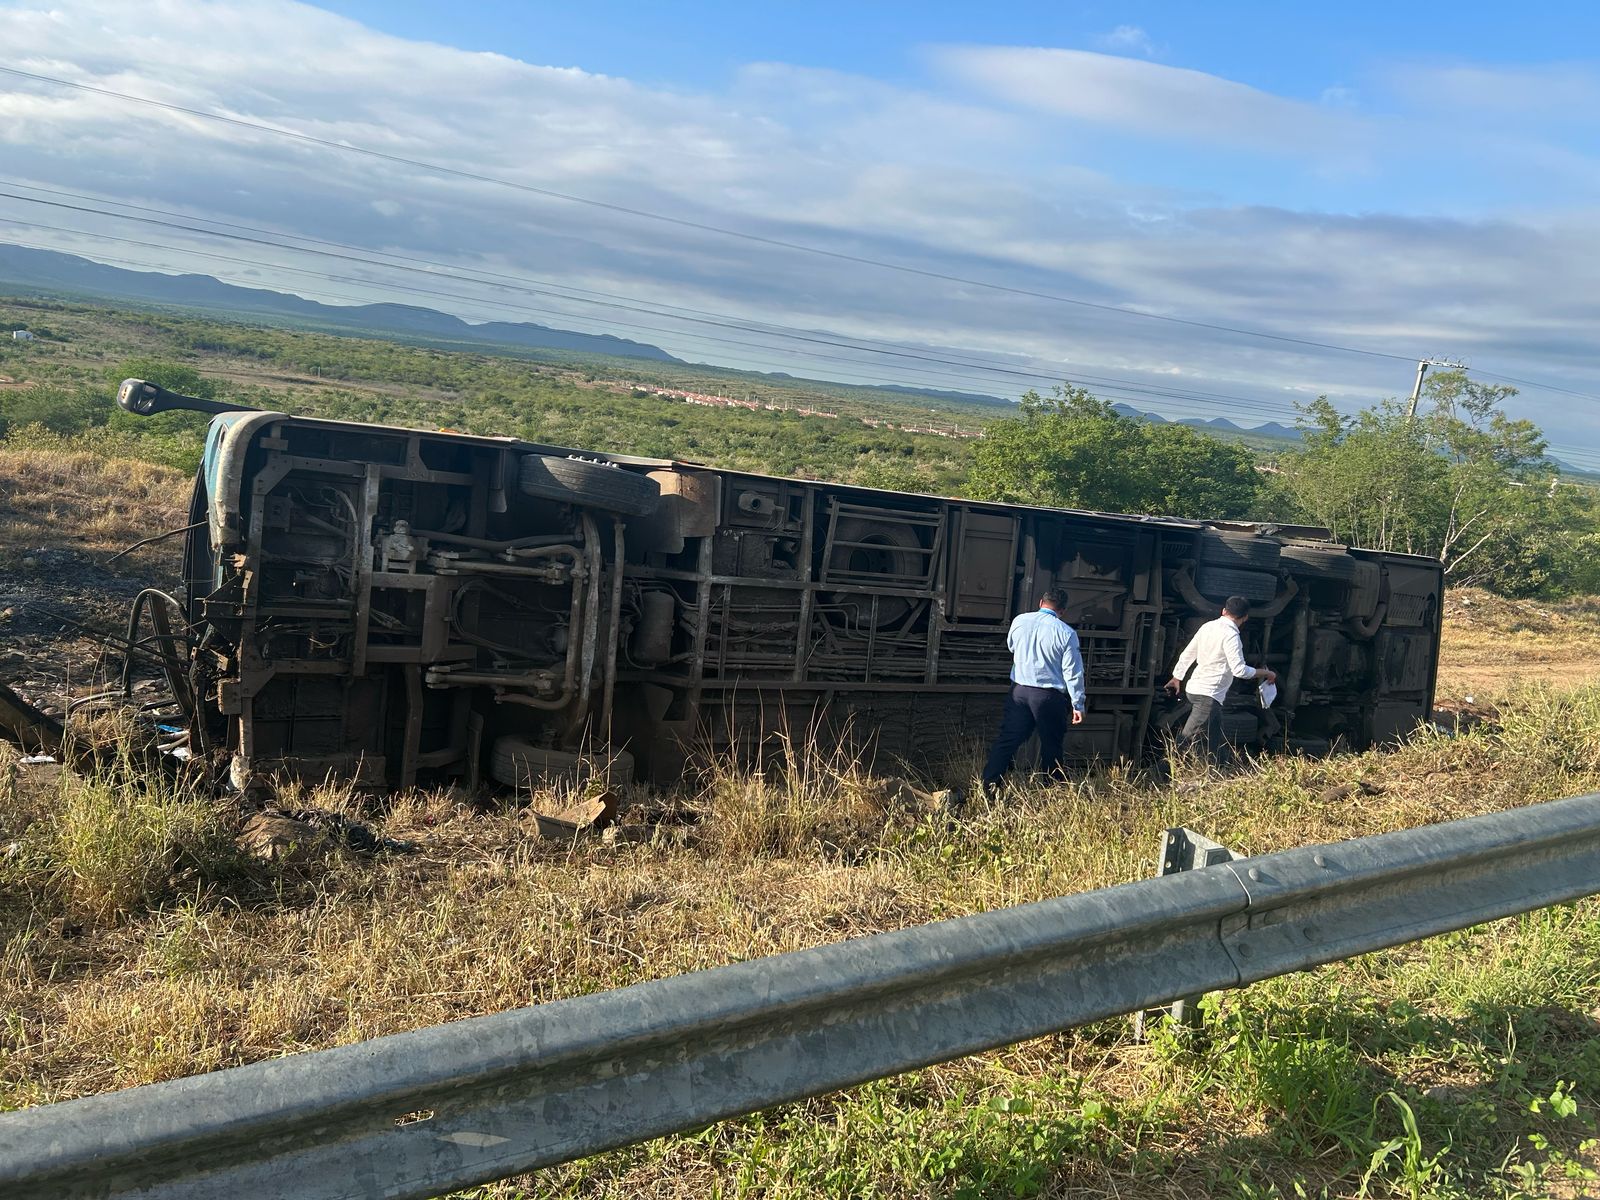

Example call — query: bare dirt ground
[0,447,187,713]
[1435,586,1600,701]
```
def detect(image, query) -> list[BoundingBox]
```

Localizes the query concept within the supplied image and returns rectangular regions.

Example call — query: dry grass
[6,688,1600,1195]
[3,432,1599,1193]
[1437,586,1600,701]
[0,444,188,565]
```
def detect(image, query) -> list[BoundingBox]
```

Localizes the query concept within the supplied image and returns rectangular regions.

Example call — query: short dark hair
[1039,588,1069,610]
[1223,595,1251,618]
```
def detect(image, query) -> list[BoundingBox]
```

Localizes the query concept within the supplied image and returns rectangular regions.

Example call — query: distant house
[11,330,35,341]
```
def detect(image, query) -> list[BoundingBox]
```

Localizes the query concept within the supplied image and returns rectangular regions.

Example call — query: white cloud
[1092,25,1158,59]
[0,1,1597,445]
[1387,61,1600,117]
[930,45,1365,159]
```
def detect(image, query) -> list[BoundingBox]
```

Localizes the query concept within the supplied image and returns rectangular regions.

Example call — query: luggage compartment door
[947,509,1019,624]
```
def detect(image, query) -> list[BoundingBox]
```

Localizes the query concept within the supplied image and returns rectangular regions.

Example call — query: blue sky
[315,2,1592,99]
[315,1,1600,214]
[2,0,1600,458]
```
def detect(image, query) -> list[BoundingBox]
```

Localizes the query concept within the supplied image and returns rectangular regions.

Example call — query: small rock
[237,812,334,864]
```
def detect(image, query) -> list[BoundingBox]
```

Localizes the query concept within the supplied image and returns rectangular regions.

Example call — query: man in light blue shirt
[981,588,1087,796]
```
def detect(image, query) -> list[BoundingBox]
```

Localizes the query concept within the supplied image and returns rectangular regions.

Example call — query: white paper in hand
[1260,681,1278,708]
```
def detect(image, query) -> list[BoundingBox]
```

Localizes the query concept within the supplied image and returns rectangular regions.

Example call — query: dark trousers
[982,684,1069,786]
[1178,695,1228,763]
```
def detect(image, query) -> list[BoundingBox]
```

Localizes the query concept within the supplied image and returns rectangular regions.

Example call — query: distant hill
[0,244,680,362]
[1109,401,1302,443]
[1548,456,1600,480]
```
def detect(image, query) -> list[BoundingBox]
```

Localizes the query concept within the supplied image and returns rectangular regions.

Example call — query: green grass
[6,687,1600,1194]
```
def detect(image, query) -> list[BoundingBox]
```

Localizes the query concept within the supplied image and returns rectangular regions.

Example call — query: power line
[0,217,1053,398]
[1467,368,1600,407]
[0,234,1097,413]
[24,199,1600,447]
[0,179,1020,372]
[5,177,1292,407]
[0,64,1427,366]
[0,223,1075,401]
[16,226,1600,462]
[0,222,1317,430]
[0,186,1254,399]
[0,202,1310,421]
[9,187,1595,435]
[8,69,1599,410]
[0,235,1002,400]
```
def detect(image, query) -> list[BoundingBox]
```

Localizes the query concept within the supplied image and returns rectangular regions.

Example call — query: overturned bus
[116,378,1443,792]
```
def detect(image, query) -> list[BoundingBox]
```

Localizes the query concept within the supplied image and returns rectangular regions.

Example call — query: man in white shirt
[1163,595,1277,763]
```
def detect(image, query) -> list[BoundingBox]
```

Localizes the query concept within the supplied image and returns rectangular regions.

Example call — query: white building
[11,330,35,341]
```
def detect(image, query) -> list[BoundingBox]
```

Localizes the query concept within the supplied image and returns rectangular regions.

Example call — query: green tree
[1279,395,1448,557]
[1279,373,1594,594]
[1420,372,1549,576]
[966,385,1262,518]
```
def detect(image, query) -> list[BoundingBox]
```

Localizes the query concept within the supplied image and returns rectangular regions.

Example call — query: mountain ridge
[0,244,680,362]
[1108,401,1301,442]
[0,245,1310,446]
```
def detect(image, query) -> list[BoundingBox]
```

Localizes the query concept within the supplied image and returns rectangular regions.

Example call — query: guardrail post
[1135,826,1241,1036]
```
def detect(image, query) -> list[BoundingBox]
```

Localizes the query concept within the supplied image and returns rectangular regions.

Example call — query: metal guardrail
[4,791,1600,1200]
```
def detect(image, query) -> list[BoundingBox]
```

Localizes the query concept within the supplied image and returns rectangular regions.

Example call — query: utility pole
[1406,358,1468,420]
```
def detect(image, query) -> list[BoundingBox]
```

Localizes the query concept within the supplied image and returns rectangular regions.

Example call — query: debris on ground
[525,790,621,839]
[600,823,696,849]
[591,798,704,849]
[236,807,420,864]
[1313,779,1386,804]
[0,682,64,755]
[872,776,963,814]
[1432,697,1499,735]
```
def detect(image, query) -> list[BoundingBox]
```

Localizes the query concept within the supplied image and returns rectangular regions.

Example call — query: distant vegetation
[3,293,1598,596]
[968,387,1266,520]
[0,297,974,490]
